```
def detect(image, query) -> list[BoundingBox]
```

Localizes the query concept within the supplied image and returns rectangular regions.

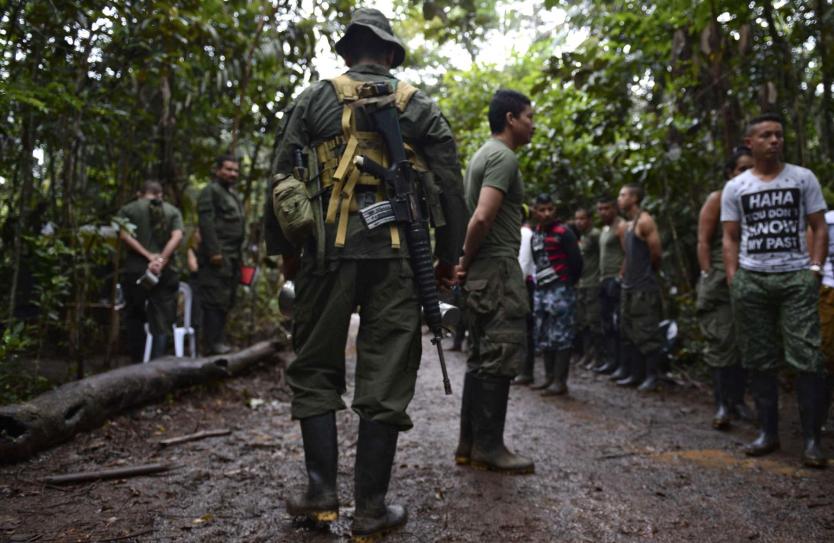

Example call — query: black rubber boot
[616,344,644,387]
[637,352,660,392]
[512,344,535,385]
[609,340,630,381]
[595,333,619,374]
[286,412,339,522]
[454,372,475,465]
[150,334,169,360]
[469,375,535,474]
[352,418,407,541]
[743,371,780,457]
[450,322,465,351]
[543,350,571,396]
[203,308,231,355]
[711,367,732,431]
[796,372,828,468]
[530,353,555,390]
[728,365,755,422]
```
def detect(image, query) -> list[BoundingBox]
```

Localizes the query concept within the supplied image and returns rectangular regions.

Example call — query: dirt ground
[2,317,833,543]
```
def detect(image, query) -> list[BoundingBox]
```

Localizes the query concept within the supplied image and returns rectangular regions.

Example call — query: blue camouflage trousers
[533,282,576,352]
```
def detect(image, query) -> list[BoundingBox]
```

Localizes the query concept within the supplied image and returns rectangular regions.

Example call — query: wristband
[810,264,822,273]
[700,269,710,278]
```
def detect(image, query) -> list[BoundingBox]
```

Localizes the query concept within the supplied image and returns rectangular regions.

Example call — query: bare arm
[807,211,828,271]
[617,219,628,277]
[458,186,504,275]
[722,221,741,285]
[637,213,662,271]
[697,191,721,273]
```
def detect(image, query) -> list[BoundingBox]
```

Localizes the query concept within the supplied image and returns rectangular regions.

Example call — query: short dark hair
[745,113,784,136]
[596,194,617,205]
[340,27,393,65]
[534,192,553,206]
[215,154,239,169]
[575,207,592,217]
[142,180,163,196]
[723,146,752,178]
[488,89,531,134]
[623,183,644,204]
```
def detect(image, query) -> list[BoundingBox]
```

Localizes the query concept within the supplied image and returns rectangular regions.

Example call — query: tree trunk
[817,0,833,159]
[0,341,283,464]
[6,108,35,325]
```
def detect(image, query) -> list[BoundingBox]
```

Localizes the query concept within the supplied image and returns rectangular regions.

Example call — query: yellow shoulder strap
[394,81,418,112]
[329,74,361,103]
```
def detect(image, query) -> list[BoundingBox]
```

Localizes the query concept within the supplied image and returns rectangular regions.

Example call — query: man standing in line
[197,155,244,355]
[722,113,829,468]
[117,180,184,361]
[270,9,467,539]
[529,194,583,396]
[615,184,664,392]
[454,89,535,474]
[696,147,755,430]
[596,196,626,377]
[574,207,602,370]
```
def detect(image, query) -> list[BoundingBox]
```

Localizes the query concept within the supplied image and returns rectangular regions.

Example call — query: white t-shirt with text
[721,163,826,273]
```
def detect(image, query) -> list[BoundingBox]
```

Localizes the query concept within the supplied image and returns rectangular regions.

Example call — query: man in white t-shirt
[722,113,829,468]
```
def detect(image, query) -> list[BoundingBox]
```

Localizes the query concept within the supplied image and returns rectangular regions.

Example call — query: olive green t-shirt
[464,138,524,259]
[578,227,601,288]
[117,198,184,274]
[599,217,625,279]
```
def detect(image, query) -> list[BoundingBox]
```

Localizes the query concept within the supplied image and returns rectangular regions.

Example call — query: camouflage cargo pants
[464,256,529,378]
[576,286,601,335]
[731,268,824,373]
[533,282,576,352]
[620,287,663,355]
[696,268,740,368]
[287,257,421,431]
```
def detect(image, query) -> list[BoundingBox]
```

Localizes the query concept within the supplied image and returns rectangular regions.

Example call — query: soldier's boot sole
[286,498,339,523]
[469,458,535,475]
[712,403,732,431]
[541,382,567,396]
[529,378,554,390]
[352,505,408,543]
[743,434,780,457]
[454,442,471,465]
[802,442,828,469]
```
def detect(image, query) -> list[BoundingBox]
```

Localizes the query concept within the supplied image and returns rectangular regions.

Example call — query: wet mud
[2,317,833,542]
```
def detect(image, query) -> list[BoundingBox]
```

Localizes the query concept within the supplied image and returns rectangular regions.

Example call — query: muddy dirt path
[2,317,833,542]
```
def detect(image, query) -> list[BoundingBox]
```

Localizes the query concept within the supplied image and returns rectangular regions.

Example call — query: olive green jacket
[265,63,466,264]
[198,179,244,261]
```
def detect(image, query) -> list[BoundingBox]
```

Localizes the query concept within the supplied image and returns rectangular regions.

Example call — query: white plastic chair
[142,282,196,362]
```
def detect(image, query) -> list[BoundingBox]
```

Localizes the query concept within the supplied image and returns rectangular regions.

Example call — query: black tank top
[623,213,658,290]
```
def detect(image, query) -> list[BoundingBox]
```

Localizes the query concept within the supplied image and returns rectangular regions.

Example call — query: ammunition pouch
[272,173,315,248]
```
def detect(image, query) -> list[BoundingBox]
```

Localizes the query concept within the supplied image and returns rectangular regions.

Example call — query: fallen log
[44,462,173,485]
[0,340,281,464]
[158,428,231,447]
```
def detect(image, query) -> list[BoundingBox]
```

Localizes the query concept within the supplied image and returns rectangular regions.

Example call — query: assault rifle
[351,81,453,395]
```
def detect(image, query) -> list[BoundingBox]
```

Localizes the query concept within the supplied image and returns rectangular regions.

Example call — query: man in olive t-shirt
[454,89,535,475]
[117,180,184,362]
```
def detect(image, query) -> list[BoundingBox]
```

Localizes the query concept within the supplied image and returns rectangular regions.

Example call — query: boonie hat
[335,8,406,68]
